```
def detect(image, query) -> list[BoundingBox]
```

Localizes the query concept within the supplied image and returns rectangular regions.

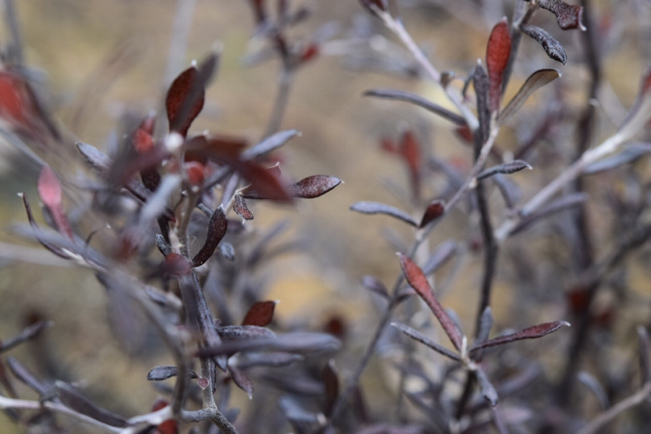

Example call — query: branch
[576,382,651,434]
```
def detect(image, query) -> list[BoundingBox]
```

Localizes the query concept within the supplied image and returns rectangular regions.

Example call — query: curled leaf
[350,201,417,227]
[146,366,198,381]
[192,207,228,267]
[233,195,254,220]
[499,69,561,124]
[537,0,585,30]
[477,160,533,180]
[521,25,567,64]
[419,200,445,228]
[398,253,463,351]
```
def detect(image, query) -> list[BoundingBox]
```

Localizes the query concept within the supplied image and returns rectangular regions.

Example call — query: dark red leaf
[38,166,73,239]
[398,253,463,351]
[400,130,422,201]
[184,161,206,186]
[184,134,248,164]
[537,0,585,30]
[486,18,512,113]
[166,66,204,137]
[419,199,445,228]
[322,360,339,415]
[288,175,342,198]
[471,321,570,352]
[150,399,178,434]
[161,253,193,276]
[132,113,156,154]
[237,161,293,202]
[233,195,254,220]
[192,207,228,267]
[242,301,276,327]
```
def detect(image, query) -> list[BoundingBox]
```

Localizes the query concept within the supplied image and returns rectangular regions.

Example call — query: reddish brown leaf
[166,66,204,137]
[184,134,248,164]
[37,166,73,240]
[486,18,512,113]
[192,207,228,267]
[161,253,193,276]
[471,321,570,352]
[233,195,254,220]
[184,161,206,186]
[400,130,422,201]
[419,199,445,228]
[288,175,342,198]
[150,400,178,434]
[132,113,156,154]
[398,253,463,351]
[238,161,293,202]
[242,301,276,327]
[538,0,585,30]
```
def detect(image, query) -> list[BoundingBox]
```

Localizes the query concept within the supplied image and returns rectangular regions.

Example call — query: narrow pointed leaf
[475,307,494,346]
[236,352,304,368]
[192,207,228,267]
[76,142,111,171]
[0,320,50,354]
[350,201,417,227]
[229,365,254,399]
[196,332,341,356]
[55,381,128,428]
[422,240,457,276]
[476,369,499,406]
[288,175,342,198]
[363,89,465,125]
[361,275,389,299]
[391,322,460,361]
[486,18,512,113]
[398,253,463,350]
[242,129,300,160]
[6,357,50,396]
[38,166,73,239]
[499,69,561,124]
[618,68,651,141]
[477,160,532,180]
[156,234,171,257]
[20,194,70,259]
[583,143,651,175]
[510,193,587,235]
[578,371,609,409]
[419,199,445,228]
[233,195,254,220]
[638,326,650,386]
[521,25,567,64]
[242,301,276,326]
[471,321,570,352]
[322,359,339,415]
[473,61,490,143]
[537,0,585,30]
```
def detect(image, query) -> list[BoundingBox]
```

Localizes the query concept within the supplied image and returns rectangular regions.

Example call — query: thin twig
[3,0,24,66]
[576,382,651,434]
[265,68,294,136]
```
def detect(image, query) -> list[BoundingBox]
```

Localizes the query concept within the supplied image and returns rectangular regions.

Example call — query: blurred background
[1,0,651,432]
